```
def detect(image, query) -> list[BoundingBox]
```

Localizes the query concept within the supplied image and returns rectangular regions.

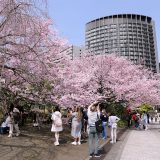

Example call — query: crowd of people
[1,101,154,158]
[127,111,150,130]
[50,101,120,158]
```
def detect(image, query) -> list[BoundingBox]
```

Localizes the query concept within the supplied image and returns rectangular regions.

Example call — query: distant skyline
[48,0,160,61]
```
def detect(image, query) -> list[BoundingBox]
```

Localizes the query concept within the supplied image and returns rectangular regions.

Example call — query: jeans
[135,120,139,128]
[102,122,107,139]
[0,127,9,134]
[88,126,99,155]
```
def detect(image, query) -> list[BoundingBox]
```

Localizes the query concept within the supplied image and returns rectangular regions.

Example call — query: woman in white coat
[51,106,63,146]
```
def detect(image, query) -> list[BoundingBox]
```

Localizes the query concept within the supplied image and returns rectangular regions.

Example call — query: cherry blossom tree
[1,0,160,112]
[0,0,69,111]
[60,54,160,109]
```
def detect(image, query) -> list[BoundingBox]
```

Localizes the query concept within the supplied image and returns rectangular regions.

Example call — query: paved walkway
[0,124,110,160]
[104,123,160,160]
[1,123,160,160]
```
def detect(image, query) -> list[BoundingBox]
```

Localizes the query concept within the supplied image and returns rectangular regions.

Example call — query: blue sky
[48,0,160,60]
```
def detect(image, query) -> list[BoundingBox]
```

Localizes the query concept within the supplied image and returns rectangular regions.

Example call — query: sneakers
[89,153,101,158]
[54,141,59,146]
[16,133,20,137]
[8,134,12,138]
[71,141,81,145]
[94,154,101,157]
[110,141,114,144]
[89,153,94,158]
[71,141,77,145]
[77,141,81,145]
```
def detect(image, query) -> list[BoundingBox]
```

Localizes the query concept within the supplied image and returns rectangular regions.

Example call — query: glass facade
[85,14,159,72]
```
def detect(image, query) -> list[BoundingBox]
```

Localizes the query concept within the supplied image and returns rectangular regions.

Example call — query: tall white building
[85,14,159,73]
[61,45,85,60]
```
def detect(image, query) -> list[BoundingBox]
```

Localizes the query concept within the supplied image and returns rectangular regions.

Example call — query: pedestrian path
[0,128,109,160]
[148,122,160,129]
[3,124,160,160]
[104,125,160,160]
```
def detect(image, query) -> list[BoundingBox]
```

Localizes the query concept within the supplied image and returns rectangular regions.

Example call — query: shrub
[137,104,153,113]
[117,120,127,128]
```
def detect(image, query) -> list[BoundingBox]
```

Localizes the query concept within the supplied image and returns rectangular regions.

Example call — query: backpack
[95,114,103,133]
[95,119,103,133]
[54,116,62,127]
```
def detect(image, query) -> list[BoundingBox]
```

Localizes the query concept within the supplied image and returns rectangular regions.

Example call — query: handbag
[89,126,97,134]
[95,114,103,133]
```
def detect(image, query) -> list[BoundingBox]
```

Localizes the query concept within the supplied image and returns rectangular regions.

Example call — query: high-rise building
[85,14,159,72]
[61,45,85,60]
